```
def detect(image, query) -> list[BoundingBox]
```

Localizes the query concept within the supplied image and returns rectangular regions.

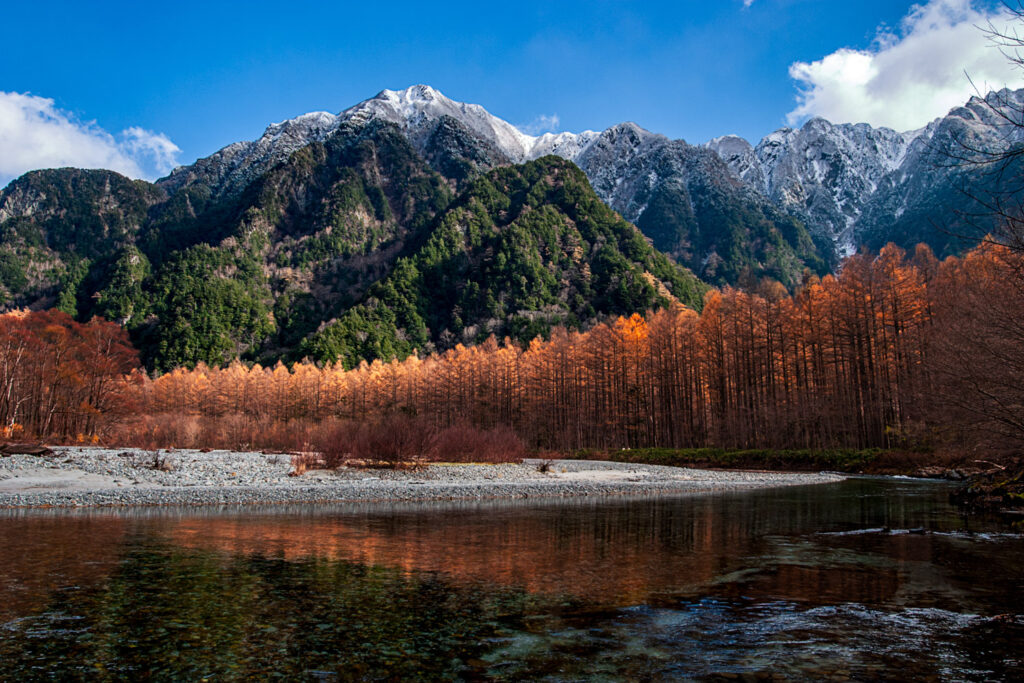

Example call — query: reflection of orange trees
[0,515,128,620]
[168,500,753,603]
[166,498,942,606]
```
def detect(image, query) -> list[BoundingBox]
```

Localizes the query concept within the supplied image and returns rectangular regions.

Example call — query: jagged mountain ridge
[161,81,1024,259]
[160,86,829,286]
[707,88,1024,256]
[159,86,601,199]
[708,122,914,255]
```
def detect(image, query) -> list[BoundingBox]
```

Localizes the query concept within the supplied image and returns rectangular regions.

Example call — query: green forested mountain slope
[300,156,707,367]
[0,123,705,371]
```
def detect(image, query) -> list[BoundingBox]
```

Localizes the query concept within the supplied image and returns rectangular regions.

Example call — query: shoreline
[0,447,845,510]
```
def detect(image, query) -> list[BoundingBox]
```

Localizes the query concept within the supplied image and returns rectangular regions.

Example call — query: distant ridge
[161,84,1024,263]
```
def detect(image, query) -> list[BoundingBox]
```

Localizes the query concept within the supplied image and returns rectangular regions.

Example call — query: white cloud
[743,0,756,7]
[120,127,181,178]
[0,92,181,187]
[519,113,561,135]
[787,0,1024,131]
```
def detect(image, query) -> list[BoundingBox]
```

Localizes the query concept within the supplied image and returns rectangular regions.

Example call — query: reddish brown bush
[313,415,435,469]
[305,416,526,470]
[427,422,526,463]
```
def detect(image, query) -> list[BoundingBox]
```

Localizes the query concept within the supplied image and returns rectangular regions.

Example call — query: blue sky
[0,0,1016,185]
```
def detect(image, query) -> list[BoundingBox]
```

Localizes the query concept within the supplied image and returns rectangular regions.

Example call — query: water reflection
[0,479,1021,680]
[165,495,747,604]
[0,512,128,621]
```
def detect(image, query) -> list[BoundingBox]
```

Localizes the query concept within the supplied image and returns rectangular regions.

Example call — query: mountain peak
[339,84,536,161]
[338,84,609,165]
[156,83,1024,269]
[375,84,445,104]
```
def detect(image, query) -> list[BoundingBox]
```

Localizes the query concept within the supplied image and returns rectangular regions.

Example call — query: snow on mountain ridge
[161,85,607,195]
[341,85,534,161]
[159,83,1024,259]
[339,85,603,163]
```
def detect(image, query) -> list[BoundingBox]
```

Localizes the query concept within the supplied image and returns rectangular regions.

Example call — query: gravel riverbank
[0,448,845,509]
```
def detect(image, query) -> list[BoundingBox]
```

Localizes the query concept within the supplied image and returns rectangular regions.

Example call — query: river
[0,477,1020,680]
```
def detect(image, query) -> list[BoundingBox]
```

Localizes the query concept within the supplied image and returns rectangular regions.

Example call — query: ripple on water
[483,599,1021,681]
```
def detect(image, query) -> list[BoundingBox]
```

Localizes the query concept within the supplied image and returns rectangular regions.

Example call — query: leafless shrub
[427,422,526,463]
[302,417,526,471]
[289,451,326,476]
[123,449,174,472]
[314,415,435,469]
[151,451,174,472]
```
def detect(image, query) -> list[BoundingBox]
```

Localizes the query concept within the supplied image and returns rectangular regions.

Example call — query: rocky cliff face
[152,84,1024,265]
[153,86,827,286]
[709,88,1024,256]
[572,124,827,284]
[709,121,912,256]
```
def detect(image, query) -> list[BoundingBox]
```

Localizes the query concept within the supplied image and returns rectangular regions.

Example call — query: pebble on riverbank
[0,447,845,509]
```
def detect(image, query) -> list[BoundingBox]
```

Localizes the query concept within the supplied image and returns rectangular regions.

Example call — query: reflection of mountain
[0,541,513,680]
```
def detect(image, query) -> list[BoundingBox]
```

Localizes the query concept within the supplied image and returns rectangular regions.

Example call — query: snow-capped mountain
[160,110,343,196]
[709,122,913,256]
[341,85,602,163]
[158,86,823,284]
[161,86,602,197]
[708,88,1024,256]
[158,84,1024,271]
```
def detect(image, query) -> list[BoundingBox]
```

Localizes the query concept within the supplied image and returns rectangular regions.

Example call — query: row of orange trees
[133,242,1023,453]
[3,242,1022,453]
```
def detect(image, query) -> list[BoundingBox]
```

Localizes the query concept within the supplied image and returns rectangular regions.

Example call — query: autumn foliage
[0,310,138,441]
[4,242,1023,460]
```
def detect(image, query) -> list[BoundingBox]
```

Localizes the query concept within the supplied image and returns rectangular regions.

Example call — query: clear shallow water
[0,478,1021,681]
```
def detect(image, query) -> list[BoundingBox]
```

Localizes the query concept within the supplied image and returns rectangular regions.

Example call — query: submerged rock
[950,459,1024,516]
